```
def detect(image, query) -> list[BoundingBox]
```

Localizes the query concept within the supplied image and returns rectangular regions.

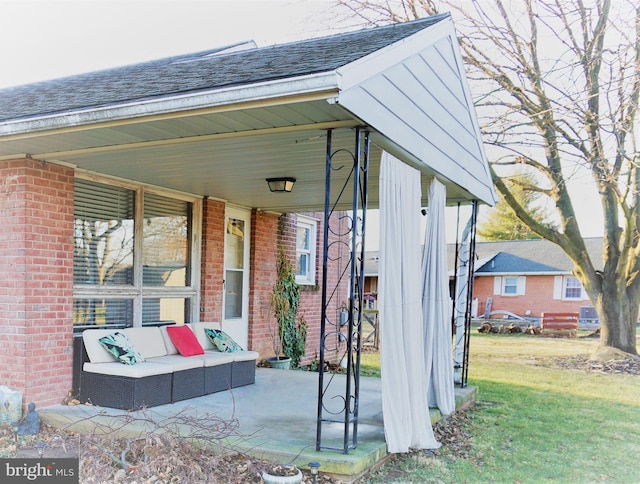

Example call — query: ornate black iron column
[451,201,479,388]
[461,200,479,387]
[316,127,369,453]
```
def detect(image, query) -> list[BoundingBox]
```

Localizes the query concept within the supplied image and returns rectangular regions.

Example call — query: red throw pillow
[166,325,204,356]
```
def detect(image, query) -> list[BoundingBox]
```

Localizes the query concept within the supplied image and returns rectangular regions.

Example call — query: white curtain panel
[422,178,456,415]
[379,152,440,453]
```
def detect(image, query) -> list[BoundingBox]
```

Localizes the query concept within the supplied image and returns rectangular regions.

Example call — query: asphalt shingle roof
[470,238,603,273]
[0,14,448,123]
[474,252,560,273]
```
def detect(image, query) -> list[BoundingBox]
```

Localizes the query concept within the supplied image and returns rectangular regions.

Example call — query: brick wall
[200,198,225,322]
[247,211,348,365]
[0,158,74,409]
[248,210,279,357]
[473,274,588,319]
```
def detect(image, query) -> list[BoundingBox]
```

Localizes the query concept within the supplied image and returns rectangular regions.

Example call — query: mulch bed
[1,408,473,483]
[545,354,640,375]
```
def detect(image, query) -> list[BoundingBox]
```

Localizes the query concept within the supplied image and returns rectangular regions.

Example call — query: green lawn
[363,333,640,483]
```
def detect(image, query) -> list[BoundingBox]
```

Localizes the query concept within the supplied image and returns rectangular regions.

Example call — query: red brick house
[0,14,495,416]
[469,238,602,321]
[365,237,603,323]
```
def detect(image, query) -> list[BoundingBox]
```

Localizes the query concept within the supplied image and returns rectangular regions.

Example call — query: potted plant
[261,463,302,484]
[263,304,291,370]
[267,246,307,369]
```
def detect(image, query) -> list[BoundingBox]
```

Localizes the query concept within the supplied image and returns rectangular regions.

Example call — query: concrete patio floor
[40,368,476,481]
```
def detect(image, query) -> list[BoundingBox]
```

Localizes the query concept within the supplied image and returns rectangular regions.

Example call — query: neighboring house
[0,13,495,410]
[469,238,602,321]
[363,253,380,310]
[365,237,603,322]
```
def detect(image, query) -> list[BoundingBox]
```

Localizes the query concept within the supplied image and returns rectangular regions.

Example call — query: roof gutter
[0,71,341,138]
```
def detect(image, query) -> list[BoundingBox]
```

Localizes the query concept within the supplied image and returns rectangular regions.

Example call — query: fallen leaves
[548,354,640,375]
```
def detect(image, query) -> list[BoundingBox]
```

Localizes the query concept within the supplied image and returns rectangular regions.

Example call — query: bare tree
[334,0,640,355]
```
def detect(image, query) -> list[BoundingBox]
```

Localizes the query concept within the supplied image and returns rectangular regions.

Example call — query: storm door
[223,207,250,348]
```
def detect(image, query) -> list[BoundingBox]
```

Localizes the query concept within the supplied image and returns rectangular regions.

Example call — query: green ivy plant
[268,246,307,368]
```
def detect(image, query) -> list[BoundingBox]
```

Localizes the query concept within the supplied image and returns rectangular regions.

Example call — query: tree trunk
[594,285,639,356]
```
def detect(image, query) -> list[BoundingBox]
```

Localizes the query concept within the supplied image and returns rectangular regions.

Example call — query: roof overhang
[0,17,496,212]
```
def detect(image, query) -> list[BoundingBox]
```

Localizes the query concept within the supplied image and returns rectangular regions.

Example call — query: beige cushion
[123,327,168,359]
[83,329,126,364]
[83,361,173,378]
[159,325,179,355]
[231,350,260,362]
[195,351,235,367]
[150,355,203,371]
[190,322,222,351]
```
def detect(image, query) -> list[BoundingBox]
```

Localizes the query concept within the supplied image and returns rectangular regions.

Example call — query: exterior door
[223,207,250,349]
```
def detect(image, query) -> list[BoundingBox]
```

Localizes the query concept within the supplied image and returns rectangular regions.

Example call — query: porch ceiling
[0,98,472,211]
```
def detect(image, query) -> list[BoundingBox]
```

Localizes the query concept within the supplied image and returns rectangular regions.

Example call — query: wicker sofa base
[172,367,206,402]
[231,360,256,387]
[204,364,232,394]
[78,324,258,410]
[80,372,172,410]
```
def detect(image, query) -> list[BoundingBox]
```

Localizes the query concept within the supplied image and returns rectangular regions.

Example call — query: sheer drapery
[422,178,456,415]
[379,152,440,453]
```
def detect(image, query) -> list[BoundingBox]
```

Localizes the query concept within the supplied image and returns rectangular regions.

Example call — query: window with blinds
[74,180,135,286]
[73,178,198,330]
[143,192,189,287]
[73,298,133,330]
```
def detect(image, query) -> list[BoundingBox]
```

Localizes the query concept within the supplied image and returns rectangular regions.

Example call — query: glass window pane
[225,218,245,269]
[295,217,317,285]
[504,277,518,294]
[74,180,134,285]
[565,277,582,298]
[143,193,189,287]
[297,226,309,251]
[73,298,133,332]
[142,298,186,325]
[225,270,243,318]
[297,253,309,277]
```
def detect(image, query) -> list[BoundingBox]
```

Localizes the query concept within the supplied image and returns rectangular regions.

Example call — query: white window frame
[503,276,519,295]
[73,173,202,327]
[561,276,585,300]
[493,275,526,296]
[295,215,317,285]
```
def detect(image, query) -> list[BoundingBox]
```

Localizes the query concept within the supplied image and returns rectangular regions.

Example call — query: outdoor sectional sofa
[78,322,259,410]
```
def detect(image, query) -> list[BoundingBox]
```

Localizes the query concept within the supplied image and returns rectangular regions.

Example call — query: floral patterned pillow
[98,332,145,365]
[204,328,243,353]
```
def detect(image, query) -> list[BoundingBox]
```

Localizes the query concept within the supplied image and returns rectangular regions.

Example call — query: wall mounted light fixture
[266,177,296,192]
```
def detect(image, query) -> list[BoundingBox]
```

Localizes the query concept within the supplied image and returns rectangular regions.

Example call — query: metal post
[461,200,479,387]
[316,127,369,453]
